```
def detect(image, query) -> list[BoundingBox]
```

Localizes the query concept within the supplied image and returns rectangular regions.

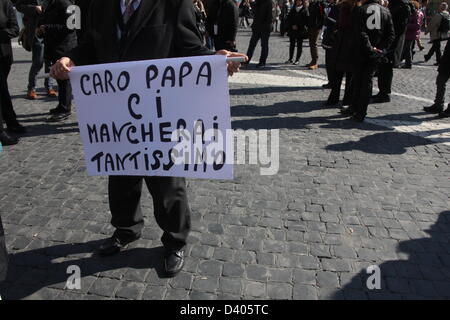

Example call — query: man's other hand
[216,50,248,76]
[50,57,75,80]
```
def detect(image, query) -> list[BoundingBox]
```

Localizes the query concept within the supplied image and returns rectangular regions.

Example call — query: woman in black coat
[285,0,309,64]
[0,0,23,145]
[37,0,77,122]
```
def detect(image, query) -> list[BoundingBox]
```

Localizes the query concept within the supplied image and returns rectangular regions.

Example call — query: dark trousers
[246,31,270,65]
[289,35,303,61]
[28,37,55,91]
[308,27,321,64]
[108,176,191,251]
[352,62,376,117]
[48,57,72,112]
[434,72,450,106]
[325,49,333,84]
[0,57,18,128]
[426,39,442,63]
[403,39,414,67]
[0,214,8,283]
[377,61,393,96]
[328,71,353,105]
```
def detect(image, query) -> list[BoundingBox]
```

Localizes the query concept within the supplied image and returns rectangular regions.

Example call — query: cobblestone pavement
[1,29,450,300]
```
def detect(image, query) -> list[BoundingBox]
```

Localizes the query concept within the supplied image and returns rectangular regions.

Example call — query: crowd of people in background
[0,0,450,147]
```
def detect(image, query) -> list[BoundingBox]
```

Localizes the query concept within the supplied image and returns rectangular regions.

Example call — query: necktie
[123,0,138,24]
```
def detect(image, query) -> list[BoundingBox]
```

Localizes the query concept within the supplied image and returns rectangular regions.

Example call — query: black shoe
[439,106,450,118]
[164,250,185,277]
[424,55,431,62]
[372,94,391,103]
[340,105,354,115]
[351,114,365,122]
[49,105,67,115]
[7,123,27,134]
[97,235,140,257]
[423,104,443,113]
[255,63,266,69]
[400,64,412,69]
[434,62,439,66]
[285,59,293,64]
[322,83,332,89]
[47,112,71,122]
[0,131,19,146]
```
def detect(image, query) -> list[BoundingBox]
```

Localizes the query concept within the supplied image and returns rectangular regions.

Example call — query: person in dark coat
[214,0,239,51]
[280,0,292,36]
[74,0,92,41]
[245,0,273,67]
[50,0,246,277]
[16,0,57,99]
[285,0,309,64]
[321,0,339,89]
[0,0,24,146]
[373,0,411,103]
[423,39,450,117]
[306,0,325,69]
[341,0,395,122]
[37,0,77,122]
[326,0,356,106]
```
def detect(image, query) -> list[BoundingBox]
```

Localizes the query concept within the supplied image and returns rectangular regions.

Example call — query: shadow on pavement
[334,211,450,299]
[0,240,167,300]
[326,131,439,155]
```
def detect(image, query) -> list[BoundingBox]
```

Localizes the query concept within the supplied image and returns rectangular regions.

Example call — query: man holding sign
[50,0,246,277]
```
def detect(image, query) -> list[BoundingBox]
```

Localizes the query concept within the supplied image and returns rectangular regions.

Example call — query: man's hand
[216,50,248,76]
[35,5,42,14]
[35,25,45,37]
[50,57,75,80]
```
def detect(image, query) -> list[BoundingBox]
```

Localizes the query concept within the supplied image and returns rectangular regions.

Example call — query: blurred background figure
[306,0,326,70]
[402,0,423,69]
[285,0,309,65]
[16,0,57,100]
[239,0,252,28]
[424,1,449,65]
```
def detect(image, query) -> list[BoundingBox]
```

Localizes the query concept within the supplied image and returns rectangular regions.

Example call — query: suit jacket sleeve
[16,0,39,16]
[222,1,238,42]
[175,0,214,57]
[40,0,73,33]
[67,0,96,65]
[380,10,395,50]
[0,0,19,42]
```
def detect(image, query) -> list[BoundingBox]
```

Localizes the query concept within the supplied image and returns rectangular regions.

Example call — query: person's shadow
[335,211,450,299]
[0,239,168,300]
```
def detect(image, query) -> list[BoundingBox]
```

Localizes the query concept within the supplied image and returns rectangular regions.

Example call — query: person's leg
[376,62,392,99]
[434,72,449,106]
[27,37,45,93]
[295,36,303,62]
[288,35,295,61]
[108,176,145,241]
[259,31,270,65]
[246,31,261,63]
[144,176,191,252]
[342,72,354,106]
[308,28,320,67]
[404,39,413,67]
[425,41,435,61]
[328,70,343,103]
[0,58,19,128]
[435,40,442,63]
[354,64,375,120]
[56,79,72,112]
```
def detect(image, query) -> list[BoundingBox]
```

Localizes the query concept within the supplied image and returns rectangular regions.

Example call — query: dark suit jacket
[216,0,238,42]
[69,0,214,66]
[38,0,77,60]
[0,0,19,60]
[16,0,41,49]
[251,0,273,34]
